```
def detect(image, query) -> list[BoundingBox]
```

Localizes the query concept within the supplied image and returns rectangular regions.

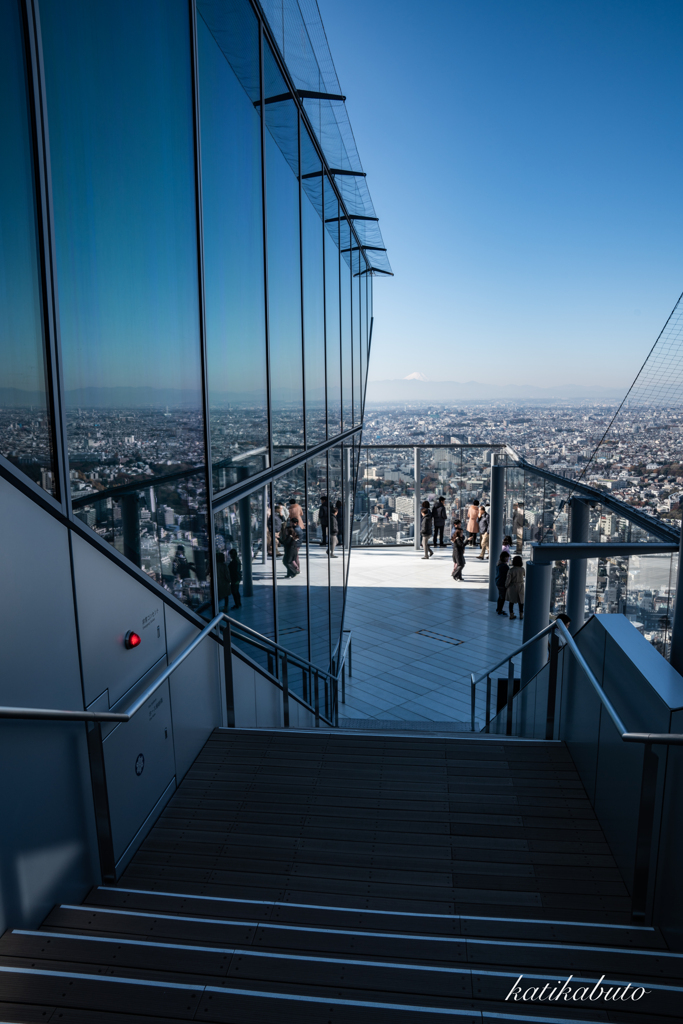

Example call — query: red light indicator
[125,631,142,649]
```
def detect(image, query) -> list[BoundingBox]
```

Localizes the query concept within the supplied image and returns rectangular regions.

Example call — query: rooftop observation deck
[340,545,523,727]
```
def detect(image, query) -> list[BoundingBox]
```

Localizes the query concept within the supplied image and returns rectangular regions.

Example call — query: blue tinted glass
[302,137,325,447]
[0,0,54,494]
[273,463,309,665]
[340,239,352,430]
[41,0,209,609]
[324,183,341,437]
[306,453,330,670]
[353,251,362,426]
[328,444,344,660]
[198,12,268,492]
[264,44,303,461]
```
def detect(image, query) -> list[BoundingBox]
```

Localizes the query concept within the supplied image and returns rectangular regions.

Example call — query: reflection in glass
[0,0,54,494]
[340,241,352,430]
[75,471,211,615]
[272,463,309,664]
[324,184,341,437]
[215,488,273,666]
[198,10,268,491]
[328,445,344,661]
[41,0,209,608]
[352,252,362,427]
[307,454,331,669]
[264,43,304,460]
[302,133,325,447]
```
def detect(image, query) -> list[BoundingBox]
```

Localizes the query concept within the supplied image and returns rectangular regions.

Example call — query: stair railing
[472,617,683,925]
[0,612,345,883]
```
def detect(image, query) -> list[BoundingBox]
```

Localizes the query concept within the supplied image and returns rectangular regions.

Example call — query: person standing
[288,498,304,529]
[329,504,339,557]
[477,505,490,560]
[512,502,525,553]
[318,495,328,547]
[228,548,242,607]
[335,499,344,547]
[432,496,447,547]
[451,526,466,580]
[505,555,525,619]
[268,504,283,557]
[216,551,231,611]
[420,500,434,559]
[466,499,480,546]
[282,526,299,578]
[495,551,510,614]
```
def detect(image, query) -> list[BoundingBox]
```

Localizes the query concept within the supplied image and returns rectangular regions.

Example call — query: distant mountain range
[365,378,626,403]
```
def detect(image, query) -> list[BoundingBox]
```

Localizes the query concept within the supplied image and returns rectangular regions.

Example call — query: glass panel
[41,0,209,611]
[328,445,344,660]
[353,252,362,427]
[264,43,303,461]
[324,182,341,438]
[307,453,330,670]
[340,230,352,430]
[301,131,325,447]
[214,487,273,669]
[272,462,309,665]
[0,0,55,495]
[76,471,212,616]
[197,9,268,491]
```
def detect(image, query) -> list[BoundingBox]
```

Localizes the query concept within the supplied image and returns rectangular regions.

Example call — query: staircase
[1,728,681,1022]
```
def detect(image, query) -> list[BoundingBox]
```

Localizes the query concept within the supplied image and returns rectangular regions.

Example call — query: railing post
[267,652,274,678]
[333,674,339,725]
[348,638,352,676]
[303,667,308,704]
[324,673,329,719]
[282,652,290,727]
[631,742,659,925]
[341,662,346,704]
[86,720,116,883]
[222,620,235,728]
[485,674,491,733]
[314,670,320,727]
[545,629,559,740]
[506,659,515,736]
[470,675,476,731]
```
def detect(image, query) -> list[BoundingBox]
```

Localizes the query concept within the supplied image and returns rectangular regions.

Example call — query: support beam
[302,168,366,179]
[414,447,421,551]
[532,541,677,562]
[521,561,552,684]
[325,215,379,222]
[670,518,683,674]
[565,497,589,634]
[488,456,504,601]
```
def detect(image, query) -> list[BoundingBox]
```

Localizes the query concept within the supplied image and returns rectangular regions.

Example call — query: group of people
[267,495,344,580]
[419,495,526,618]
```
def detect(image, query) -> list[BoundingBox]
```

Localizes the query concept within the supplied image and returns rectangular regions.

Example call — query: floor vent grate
[416,629,463,646]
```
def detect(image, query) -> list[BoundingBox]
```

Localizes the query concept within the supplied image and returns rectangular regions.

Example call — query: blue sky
[318,0,683,388]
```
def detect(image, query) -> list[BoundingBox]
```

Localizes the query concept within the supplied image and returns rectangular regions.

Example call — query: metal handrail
[1,610,344,726]
[471,622,556,690]
[472,614,683,926]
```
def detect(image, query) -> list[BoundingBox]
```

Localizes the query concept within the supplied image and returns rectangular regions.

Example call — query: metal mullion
[23,0,69,515]
[298,110,306,451]
[322,175,329,440]
[304,461,311,663]
[189,0,218,619]
[258,22,278,647]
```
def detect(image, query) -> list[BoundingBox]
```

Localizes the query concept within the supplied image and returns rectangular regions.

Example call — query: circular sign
[135,753,145,776]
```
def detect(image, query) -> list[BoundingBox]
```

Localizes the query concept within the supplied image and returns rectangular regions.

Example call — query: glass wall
[307,453,331,668]
[340,244,353,431]
[198,6,268,492]
[301,132,326,448]
[41,0,211,612]
[0,0,55,495]
[264,42,304,461]
[324,183,342,437]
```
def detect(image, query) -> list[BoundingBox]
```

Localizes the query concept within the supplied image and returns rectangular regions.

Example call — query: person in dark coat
[420,500,434,559]
[335,499,344,546]
[268,506,282,557]
[318,496,328,547]
[451,527,466,580]
[216,551,231,611]
[495,551,511,615]
[228,549,242,608]
[432,496,447,547]
[329,505,339,557]
[282,526,300,578]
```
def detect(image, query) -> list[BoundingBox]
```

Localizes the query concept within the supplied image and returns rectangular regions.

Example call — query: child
[505,555,525,620]
[495,551,510,614]
[502,535,512,556]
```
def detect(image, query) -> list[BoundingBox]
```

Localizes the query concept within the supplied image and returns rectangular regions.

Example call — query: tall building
[1,0,387,930]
